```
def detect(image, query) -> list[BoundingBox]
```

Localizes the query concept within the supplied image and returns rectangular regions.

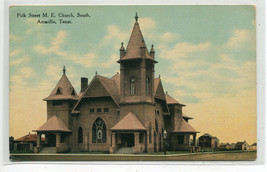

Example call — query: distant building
[235,141,249,150]
[229,143,236,149]
[198,133,219,148]
[219,143,230,149]
[249,143,257,150]
[11,133,45,152]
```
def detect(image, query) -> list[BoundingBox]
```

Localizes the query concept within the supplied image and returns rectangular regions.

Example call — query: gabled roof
[251,143,257,146]
[165,93,185,106]
[15,133,45,142]
[236,141,247,146]
[97,75,120,105]
[121,20,153,61]
[33,115,71,132]
[172,116,198,133]
[111,72,120,92]
[154,78,166,100]
[72,74,120,113]
[43,73,79,101]
[111,111,146,131]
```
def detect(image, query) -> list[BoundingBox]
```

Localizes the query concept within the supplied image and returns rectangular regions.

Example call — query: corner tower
[118,13,157,105]
[43,66,79,129]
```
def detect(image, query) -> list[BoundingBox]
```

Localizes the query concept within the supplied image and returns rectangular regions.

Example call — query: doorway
[46,134,56,147]
[120,133,134,147]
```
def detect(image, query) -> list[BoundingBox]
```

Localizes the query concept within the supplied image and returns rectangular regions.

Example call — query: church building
[33,14,199,154]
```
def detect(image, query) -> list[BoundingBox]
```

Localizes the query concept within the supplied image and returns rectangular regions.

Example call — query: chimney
[81,77,88,93]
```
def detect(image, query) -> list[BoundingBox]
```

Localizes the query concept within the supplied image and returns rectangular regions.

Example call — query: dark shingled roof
[15,133,45,142]
[251,143,257,146]
[97,75,120,106]
[33,115,71,132]
[236,141,247,146]
[182,113,193,119]
[111,111,146,131]
[121,21,153,60]
[165,93,185,106]
[172,116,198,133]
[154,78,160,94]
[43,73,79,101]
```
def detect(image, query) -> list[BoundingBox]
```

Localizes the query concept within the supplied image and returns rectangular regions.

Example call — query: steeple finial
[135,12,138,22]
[95,71,97,75]
[63,65,66,74]
[159,74,160,78]
[120,42,125,51]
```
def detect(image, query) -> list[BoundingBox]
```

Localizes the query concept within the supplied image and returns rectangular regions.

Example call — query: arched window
[155,119,158,134]
[78,127,83,143]
[149,123,152,144]
[56,87,62,95]
[92,118,107,143]
[146,77,150,95]
[130,77,135,95]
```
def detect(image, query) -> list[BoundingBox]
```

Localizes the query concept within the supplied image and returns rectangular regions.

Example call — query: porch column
[184,134,187,144]
[193,134,196,146]
[111,133,116,147]
[56,133,61,148]
[45,135,48,144]
[134,132,139,146]
[37,133,41,147]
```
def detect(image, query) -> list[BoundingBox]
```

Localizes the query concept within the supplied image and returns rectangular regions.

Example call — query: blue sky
[9,6,256,143]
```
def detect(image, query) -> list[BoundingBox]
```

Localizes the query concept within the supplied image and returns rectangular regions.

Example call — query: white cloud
[65,53,96,67]
[10,34,22,41]
[104,25,128,41]
[10,57,30,66]
[225,29,255,50]
[9,49,23,57]
[101,54,119,68]
[138,17,156,31]
[160,42,211,59]
[46,65,62,80]
[10,67,34,88]
[34,30,67,56]
[160,32,180,43]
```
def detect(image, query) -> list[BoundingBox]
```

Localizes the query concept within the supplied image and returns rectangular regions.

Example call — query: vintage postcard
[9,5,256,161]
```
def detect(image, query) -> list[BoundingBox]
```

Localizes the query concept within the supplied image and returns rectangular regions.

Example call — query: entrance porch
[35,132,71,153]
[110,131,146,154]
[33,115,72,153]
[170,132,200,152]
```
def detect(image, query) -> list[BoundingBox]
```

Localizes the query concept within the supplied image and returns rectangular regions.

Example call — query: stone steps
[39,147,56,154]
[115,147,133,154]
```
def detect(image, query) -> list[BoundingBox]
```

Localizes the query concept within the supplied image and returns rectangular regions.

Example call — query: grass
[10,151,257,161]
[62,151,109,154]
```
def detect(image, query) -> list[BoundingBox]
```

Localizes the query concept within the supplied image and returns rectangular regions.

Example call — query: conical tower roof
[43,66,79,101]
[121,13,154,61]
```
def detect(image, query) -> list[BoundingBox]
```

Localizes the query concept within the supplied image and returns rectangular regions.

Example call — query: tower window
[90,108,94,113]
[146,77,150,95]
[97,108,102,112]
[130,77,136,95]
[53,101,62,107]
